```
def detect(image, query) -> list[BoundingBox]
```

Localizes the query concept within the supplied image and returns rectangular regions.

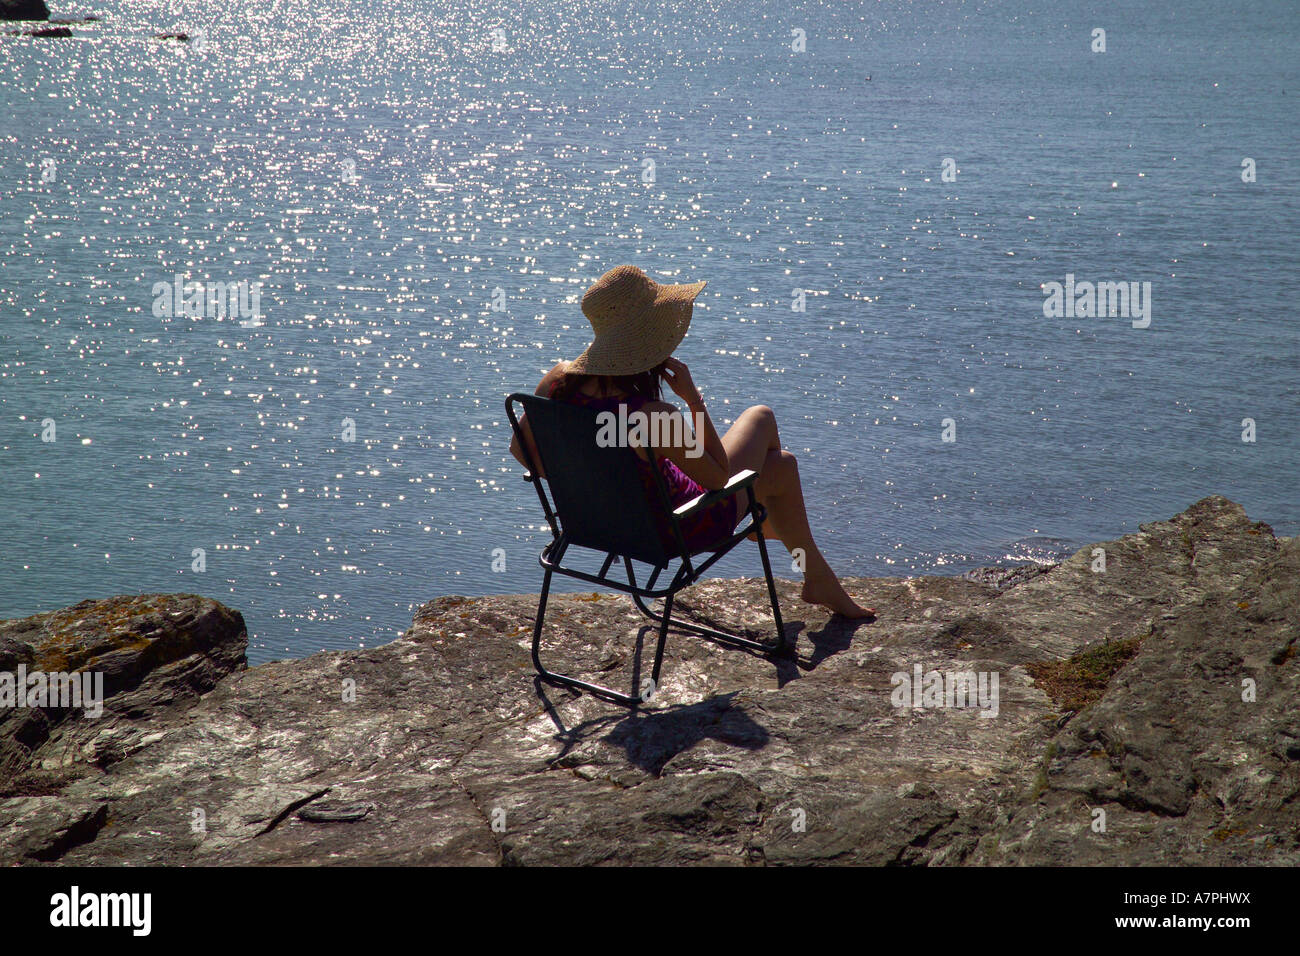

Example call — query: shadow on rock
[539,690,769,775]
[772,614,873,687]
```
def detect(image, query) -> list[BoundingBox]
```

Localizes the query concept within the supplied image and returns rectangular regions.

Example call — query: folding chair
[506,392,789,707]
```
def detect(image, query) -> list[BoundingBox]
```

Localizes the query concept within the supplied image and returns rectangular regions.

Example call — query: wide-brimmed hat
[568,265,706,376]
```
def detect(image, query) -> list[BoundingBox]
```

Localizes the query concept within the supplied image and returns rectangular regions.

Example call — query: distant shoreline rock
[1,496,1295,866]
[6,24,68,36]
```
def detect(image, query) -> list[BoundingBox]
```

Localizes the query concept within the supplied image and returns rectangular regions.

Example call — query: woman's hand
[650,359,729,489]
[660,357,703,408]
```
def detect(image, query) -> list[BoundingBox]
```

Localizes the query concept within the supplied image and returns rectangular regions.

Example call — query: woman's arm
[509,361,567,477]
[646,358,731,490]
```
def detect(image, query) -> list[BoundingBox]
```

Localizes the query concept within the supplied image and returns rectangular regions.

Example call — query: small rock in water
[961,563,1054,591]
[7,24,69,35]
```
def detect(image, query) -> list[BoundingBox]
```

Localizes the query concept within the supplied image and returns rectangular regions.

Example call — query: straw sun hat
[568,265,706,376]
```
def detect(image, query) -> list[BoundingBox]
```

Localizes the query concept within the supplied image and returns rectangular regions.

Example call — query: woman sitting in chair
[509,264,873,619]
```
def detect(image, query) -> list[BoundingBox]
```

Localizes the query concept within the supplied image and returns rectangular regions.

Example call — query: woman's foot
[800,574,875,618]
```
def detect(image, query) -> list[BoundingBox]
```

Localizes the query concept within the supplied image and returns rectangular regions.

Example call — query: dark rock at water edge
[0,496,1295,866]
[6,24,69,35]
[0,594,247,788]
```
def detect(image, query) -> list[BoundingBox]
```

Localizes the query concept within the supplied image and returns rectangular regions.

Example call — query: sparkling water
[2,0,1297,663]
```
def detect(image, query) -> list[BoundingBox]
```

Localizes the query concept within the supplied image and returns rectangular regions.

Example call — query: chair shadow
[773,612,876,687]
[531,610,874,770]
[533,606,876,739]
[536,683,769,776]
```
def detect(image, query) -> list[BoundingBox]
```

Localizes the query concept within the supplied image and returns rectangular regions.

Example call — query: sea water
[2,0,1297,662]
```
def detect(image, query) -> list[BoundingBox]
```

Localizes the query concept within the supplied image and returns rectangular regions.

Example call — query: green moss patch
[1026,635,1145,714]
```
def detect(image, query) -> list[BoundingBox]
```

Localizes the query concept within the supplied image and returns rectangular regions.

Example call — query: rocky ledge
[1,495,1296,866]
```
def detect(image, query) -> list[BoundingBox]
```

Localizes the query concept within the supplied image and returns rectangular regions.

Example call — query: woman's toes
[800,579,875,618]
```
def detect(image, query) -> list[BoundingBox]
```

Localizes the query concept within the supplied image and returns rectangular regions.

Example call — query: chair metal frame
[506,392,788,707]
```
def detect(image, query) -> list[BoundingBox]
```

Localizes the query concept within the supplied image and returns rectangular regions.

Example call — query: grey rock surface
[1,496,1295,865]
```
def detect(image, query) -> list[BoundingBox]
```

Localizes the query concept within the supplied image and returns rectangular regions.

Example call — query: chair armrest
[672,469,758,519]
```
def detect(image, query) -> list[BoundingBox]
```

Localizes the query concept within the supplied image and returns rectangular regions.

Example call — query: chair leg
[528,567,554,677]
[753,521,789,653]
[650,591,673,691]
[526,501,788,708]
[631,590,777,653]
[530,568,643,708]
[628,507,787,655]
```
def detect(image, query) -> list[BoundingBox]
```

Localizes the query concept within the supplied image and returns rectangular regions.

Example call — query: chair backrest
[508,393,674,566]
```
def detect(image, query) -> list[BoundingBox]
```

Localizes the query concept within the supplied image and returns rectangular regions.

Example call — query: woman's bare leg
[720,406,873,618]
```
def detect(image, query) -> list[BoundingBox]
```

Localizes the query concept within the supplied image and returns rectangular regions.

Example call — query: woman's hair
[553,361,667,402]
